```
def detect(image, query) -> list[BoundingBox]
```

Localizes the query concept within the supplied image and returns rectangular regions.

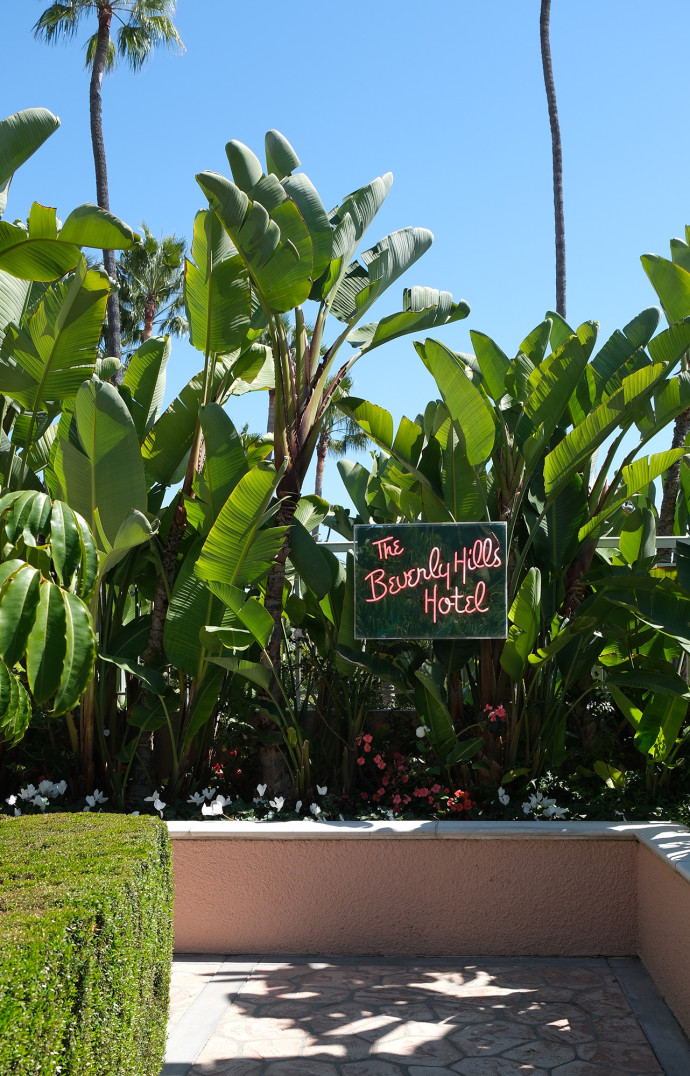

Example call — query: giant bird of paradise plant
[187,130,470,791]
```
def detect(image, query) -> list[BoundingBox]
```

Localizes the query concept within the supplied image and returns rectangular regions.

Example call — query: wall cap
[167,818,690,883]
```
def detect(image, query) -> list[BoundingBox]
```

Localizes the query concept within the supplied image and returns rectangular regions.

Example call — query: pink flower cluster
[483,703,506,724]
[354,734,473,817]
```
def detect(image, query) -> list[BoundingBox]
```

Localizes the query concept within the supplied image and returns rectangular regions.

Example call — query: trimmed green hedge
[0,814,173,1076]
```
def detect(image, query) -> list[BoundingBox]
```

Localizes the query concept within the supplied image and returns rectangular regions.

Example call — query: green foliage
[0,814,173,1076]
[333,305,690,787]
[0,491,97,736]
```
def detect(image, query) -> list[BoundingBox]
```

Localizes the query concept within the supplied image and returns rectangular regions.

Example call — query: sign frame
[353,522,508,641]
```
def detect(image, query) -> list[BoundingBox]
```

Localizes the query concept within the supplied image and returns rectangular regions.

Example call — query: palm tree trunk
[90,3,121,359]
[314,429,328,500]
[143,293,156,341]
[540,0,566,319]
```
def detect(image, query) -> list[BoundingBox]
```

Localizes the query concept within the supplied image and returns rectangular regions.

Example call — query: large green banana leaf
[417,338,495,466]
[347,286,470,354]
[165,534,226,676]
[543,364,666,497]
[264,129,301,180]
[196,170,315,313]
[226,137,331,284]
[0,492,97,719]
[641,255,690,323]
[470,330,511,400]
[634,371,690,439]
[579,450,689,540]
[185,209,251,355]
[588,308,660,401]
[329,228,433,325]
[0,271,30,350]
[500,568,542,681]
[0,202,137,282]
[185,404,249,536]
[313,173,393,304]
[142,352,234,486]
[525,333,591,432]
[51,380,148,548]
[0,657,32,746]
[0,259,109,413]
[0,108,60,220]
[58,203,139,250]
[194,463,287,595]
[443,430,486,522]
[338,397,446,509]
[122,336,170,441]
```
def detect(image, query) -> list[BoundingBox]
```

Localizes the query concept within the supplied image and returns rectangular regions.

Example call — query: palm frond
[33,2,87,43]
[116,7,184,70]
[84,32,118,70]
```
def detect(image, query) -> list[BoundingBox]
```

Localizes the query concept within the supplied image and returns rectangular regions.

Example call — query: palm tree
[540,0,566,318]
[33,1,184,359]
[118,223,187,358]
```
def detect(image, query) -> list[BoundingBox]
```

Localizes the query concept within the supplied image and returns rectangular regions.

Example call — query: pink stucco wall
[169,821,690,1035]
[638,842,690,1035]
[171,835,637,957]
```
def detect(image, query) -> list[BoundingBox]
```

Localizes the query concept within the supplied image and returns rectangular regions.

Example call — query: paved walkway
[161,955,690,1076]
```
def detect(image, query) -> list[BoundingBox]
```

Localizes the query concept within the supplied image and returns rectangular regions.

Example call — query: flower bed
[168,818,690,1037]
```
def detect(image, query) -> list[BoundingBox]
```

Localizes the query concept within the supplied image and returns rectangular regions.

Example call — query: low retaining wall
[168,819,690,1035]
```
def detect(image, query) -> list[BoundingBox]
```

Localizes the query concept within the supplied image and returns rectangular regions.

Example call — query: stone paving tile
[576,1040,663,1070]
[164,955,685,1075]
[452,1061,548,1076]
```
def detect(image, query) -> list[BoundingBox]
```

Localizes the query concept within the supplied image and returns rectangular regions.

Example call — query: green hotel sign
[354,523,508,640]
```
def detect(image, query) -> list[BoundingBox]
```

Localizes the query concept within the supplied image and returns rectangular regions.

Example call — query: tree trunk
[90,4,121,360]
[142,292,156,342]
[266,388,276,436]
[314,430,328,500]
[540,0,566,319]
[659,406,690,537]
[312,429,329,539]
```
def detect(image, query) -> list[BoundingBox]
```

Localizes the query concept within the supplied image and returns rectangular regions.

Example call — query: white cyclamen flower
[497,787,510,806]
[201,787,216,801]
[5,795,17,806]
[31,795,48,812]
[187,791,205,805]
[144,790,161,803]
[85,789,108,809]
[269,796,284,812]
[54,780,67,797]
[295,800,302,813]
[202,800,223,816]
[153,798,166,816]
[415,725,430,738]
[544,803,567,819]
[310,803,321,816]
[38,780,55,797]
[256,784,267,798]
[19,785,38,802]
[214,794,232,807]
[316,785,327,796]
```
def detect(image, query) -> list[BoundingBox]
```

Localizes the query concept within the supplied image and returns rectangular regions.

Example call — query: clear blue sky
[2,1,689,507]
